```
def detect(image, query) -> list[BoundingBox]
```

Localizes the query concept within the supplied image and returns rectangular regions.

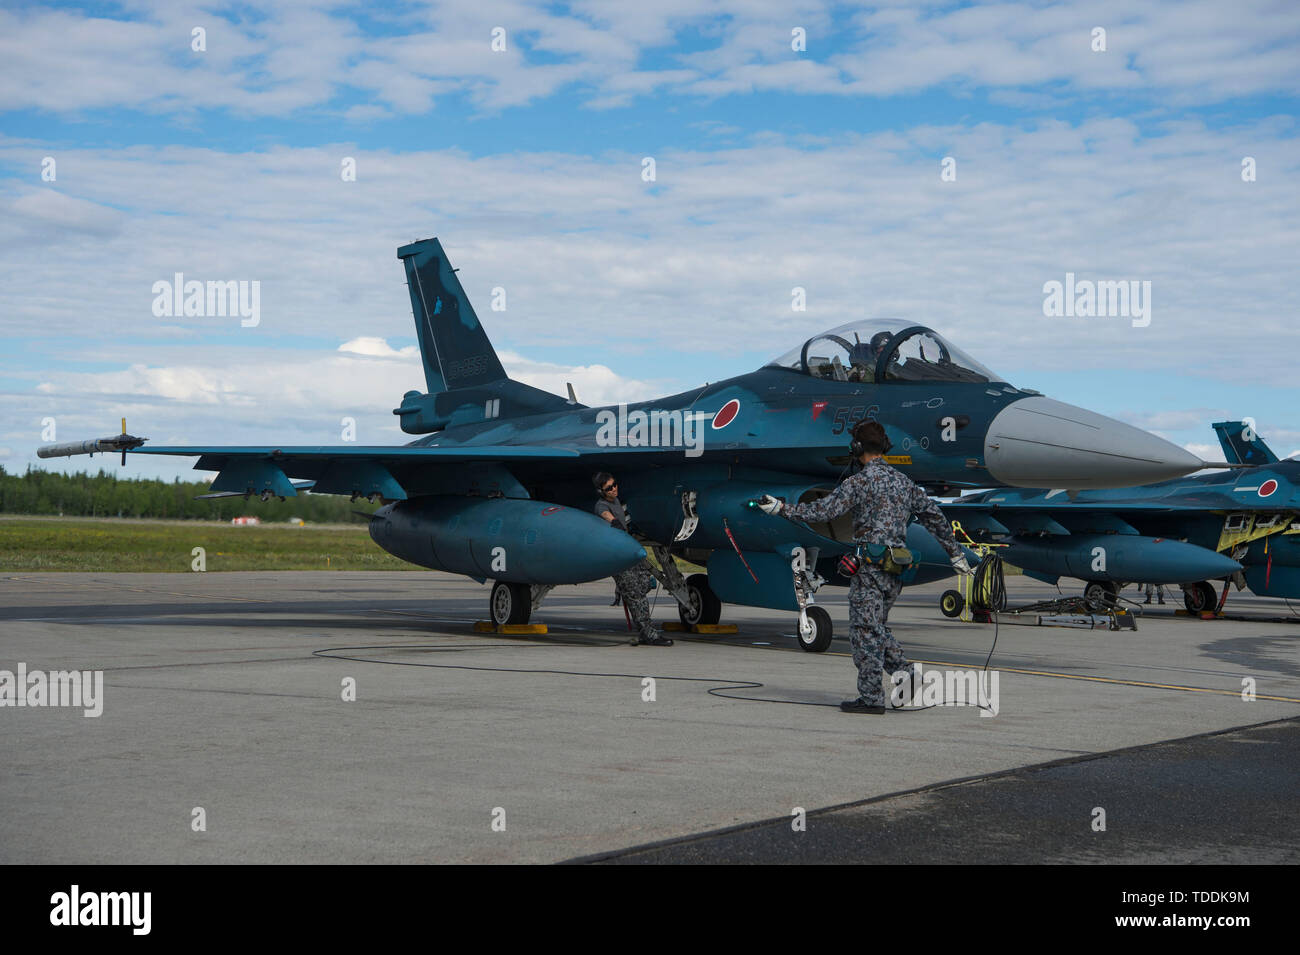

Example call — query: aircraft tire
[1183,581,1217,614]
[679,574,722,627]
[490,580,532,626]
[796,605,833,653]
[1084,580,1119,607]
[939,589,965,618]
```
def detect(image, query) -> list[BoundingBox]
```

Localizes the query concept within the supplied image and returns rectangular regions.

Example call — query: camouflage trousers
[848,565,908,705]
[613,559,656,639]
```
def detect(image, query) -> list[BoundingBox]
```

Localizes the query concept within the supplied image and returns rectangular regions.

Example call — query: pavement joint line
[561,713,1300,865]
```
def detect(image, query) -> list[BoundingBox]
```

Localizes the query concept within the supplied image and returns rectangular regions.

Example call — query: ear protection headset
[850,424,892,457]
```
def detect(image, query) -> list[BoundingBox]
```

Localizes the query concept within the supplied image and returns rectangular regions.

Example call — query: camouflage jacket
[781,457,962,559]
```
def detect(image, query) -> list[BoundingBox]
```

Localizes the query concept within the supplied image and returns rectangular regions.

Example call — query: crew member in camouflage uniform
[757,421,971,712]
[593,472,672,647]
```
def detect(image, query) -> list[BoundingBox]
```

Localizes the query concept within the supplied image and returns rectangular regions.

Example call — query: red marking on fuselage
[1259,479,1278,497]
[712,399,740,429]
[540,506,562,515]
[812,401,828,420]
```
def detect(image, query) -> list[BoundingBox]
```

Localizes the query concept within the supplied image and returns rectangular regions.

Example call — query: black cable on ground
[313,642,814,705]
[319,555,1009,717]
[969,551,1004,673]
[881,553,1002,714]
[312,636,993,713]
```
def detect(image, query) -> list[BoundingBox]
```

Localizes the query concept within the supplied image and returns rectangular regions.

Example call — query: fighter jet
[939,421,1299,613]
[40,238,1213,650]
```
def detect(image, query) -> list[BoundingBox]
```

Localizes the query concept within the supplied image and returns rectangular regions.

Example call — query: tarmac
[1,571,1297,864]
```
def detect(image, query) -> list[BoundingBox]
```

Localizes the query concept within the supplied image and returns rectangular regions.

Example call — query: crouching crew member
[757,421,970,713]
[593,472,672,647]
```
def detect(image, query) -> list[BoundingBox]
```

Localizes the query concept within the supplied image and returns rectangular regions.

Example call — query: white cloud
[339,337,420,359]
[1183,442,1225,463]
[17,339,658,463]
[8,189,124,238]
[1,2,1297,117]
[3,118,1296,387]
[1124,409,1231,432]
[496,350,662,406]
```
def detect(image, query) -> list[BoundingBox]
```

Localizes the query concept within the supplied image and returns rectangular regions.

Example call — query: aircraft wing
[948,490,1276,512]
[131,444,581,500]
[943,488,1296,540]
[948,498,1182,513]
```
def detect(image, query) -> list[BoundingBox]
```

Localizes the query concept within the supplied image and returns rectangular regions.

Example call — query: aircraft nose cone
[984,397,1203,489]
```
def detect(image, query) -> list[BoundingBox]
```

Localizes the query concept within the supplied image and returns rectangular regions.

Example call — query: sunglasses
[601,482,618,492]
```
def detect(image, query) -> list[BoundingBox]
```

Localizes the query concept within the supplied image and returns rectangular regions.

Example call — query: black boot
[840,698,887,714]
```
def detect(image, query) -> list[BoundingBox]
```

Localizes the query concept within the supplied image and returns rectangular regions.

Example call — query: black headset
[850,426,892,457]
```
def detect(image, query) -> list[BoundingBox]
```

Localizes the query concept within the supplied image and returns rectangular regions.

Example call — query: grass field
[0,517,417,573]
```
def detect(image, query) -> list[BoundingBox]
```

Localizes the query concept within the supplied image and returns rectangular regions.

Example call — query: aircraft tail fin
[398,238,507,394]
[1212,420,1279,466]
[393,238,578,434]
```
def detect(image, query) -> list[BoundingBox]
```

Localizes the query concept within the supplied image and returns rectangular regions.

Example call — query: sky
[2,0,1299,483]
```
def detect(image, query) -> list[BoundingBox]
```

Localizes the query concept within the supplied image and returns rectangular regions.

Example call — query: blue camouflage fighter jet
[40,238,1213,650]
[940,421,1299,613]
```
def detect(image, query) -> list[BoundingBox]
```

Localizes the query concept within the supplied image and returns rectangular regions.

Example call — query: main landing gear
[1083,580,1120,607]
[489,581,532,626]
[673,550,834,654]
[1182,580,1219,614]
[677,573,722,627]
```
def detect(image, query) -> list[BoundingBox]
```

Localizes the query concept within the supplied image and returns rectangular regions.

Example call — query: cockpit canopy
[764,319,1001,385]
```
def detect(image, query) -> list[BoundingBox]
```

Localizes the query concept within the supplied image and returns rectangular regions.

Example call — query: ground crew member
[593,472,672,647]
[757,421,971,713]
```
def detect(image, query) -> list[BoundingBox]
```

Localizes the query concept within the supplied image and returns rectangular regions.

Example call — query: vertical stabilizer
[397,238,506,394]
[1212,420,1279,466]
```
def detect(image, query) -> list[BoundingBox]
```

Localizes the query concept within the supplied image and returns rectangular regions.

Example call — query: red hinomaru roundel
[1258,479,1278,498]
[712,399,740,430]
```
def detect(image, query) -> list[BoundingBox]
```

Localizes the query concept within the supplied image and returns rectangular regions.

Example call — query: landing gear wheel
[939,589,965,618]
[678,573,722,627]
[796,605,833,653]
[490,581,532,626]
[1183,581,1217,614]
[1083,580,1119,607]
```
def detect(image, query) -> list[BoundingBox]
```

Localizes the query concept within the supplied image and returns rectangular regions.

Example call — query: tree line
[0,466,378,523]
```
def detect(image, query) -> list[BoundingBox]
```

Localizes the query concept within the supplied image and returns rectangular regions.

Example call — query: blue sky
[2,0,1299,482]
